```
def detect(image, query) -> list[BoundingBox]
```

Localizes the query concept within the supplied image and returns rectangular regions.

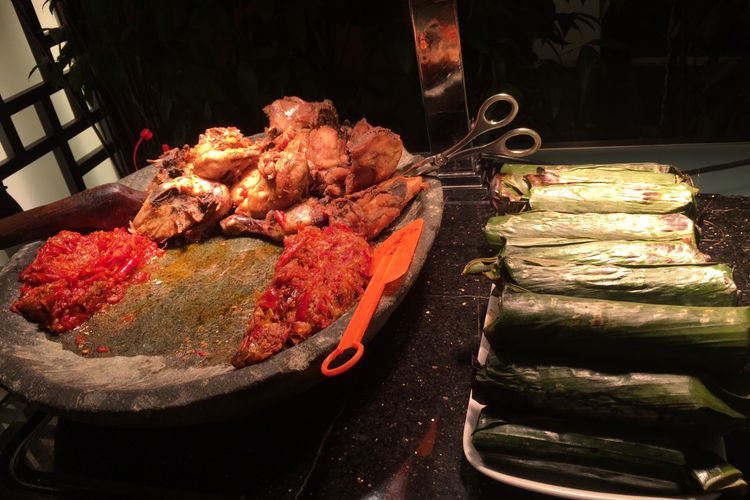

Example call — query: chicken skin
[131,175,231,243]
[190,127,260,183]
[263,96,339,134]
[345,119,403,194]
[220,175,426,241]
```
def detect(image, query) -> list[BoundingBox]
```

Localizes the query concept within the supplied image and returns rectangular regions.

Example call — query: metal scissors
[403,93,542,177]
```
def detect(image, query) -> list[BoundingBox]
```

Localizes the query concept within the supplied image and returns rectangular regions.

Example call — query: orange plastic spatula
[321,218,425,376]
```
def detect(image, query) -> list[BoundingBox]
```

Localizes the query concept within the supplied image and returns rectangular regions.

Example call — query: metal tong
[403,93,542,177]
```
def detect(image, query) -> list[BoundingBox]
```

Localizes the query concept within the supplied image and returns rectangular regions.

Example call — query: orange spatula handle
[320,254,393,377]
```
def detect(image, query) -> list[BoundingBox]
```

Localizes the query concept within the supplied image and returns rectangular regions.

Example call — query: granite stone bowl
[0,165,443,427]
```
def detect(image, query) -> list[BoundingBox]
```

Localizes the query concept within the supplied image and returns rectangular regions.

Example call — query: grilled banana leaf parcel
[483,287,749,373]
[473,350,746,432]
[500,162,675,175]
[484,212,697,249]
[505,239,710,265]
[528,183,697,214]
[501,257,737,306]
[465,240,710,272]
[491,174,534,203]
[529,168,684,185]
[490,169,684,204]
[472,409,746,494]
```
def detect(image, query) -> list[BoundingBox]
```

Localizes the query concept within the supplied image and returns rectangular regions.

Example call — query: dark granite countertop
[2,185,750,499]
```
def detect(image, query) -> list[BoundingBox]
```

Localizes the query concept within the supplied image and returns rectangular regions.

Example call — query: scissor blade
[400,155,438,177]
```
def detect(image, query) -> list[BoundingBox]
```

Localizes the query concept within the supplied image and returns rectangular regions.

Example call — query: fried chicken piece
[147,146,194,189]
[345,119,403,194]
[131,175,232,243]
[190,127,260,182]
[263,96,339,134]
[327,175,426,240]
[258,131,308,180]
[230,159,310,219]
[230,169,279,218]
[306,125,350,197]
[220,197,328,240]
[231,132,311,218]
[220,175,426,241]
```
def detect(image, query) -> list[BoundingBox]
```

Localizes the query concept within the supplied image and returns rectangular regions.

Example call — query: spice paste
[11,228,163,333]
[232,224,373,367]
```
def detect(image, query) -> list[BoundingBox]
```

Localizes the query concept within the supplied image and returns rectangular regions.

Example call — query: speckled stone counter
[2,186,750,499]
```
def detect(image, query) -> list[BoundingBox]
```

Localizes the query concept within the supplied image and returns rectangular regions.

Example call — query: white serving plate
[462,290,721,500]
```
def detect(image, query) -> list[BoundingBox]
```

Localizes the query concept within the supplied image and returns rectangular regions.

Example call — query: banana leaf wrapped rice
[472,409,746,494]
[490,166,685,206]
[464,240,711,273]
[528,183,697,214]
[473,165,750,489]
[484,212,697,249]
[473,349,747,432]
[482,287,749,373]
[498,257,737,306]
[500,162,676,175]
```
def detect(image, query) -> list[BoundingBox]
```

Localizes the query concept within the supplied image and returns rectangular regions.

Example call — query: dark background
[45,0,750,172]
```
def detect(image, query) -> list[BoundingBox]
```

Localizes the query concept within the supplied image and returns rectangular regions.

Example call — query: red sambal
[11,228,163,333]
[232,223,373,368]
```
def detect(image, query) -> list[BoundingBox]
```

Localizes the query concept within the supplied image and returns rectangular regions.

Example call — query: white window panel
[32,0,60,29]
[11,106,45,147]
[0,142,7,163]
[5,151,71,210]
[0,1,43,99]
[83,158,120,189]
[50,89,75,126]
[49,44,70,74]
[68,127,100,162]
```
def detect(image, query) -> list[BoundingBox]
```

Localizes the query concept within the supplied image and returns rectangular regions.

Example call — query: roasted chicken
[131,175,232,243]
[220,175,426,241]
[306,125,350,197]
[147,146,193,188]
[327,175,426,239]
[221,197,327,241]
[263,96,339,134]
[133,96,418,246]
[345,119,403,194]
[190,127,260,182]
[231,132,311,218]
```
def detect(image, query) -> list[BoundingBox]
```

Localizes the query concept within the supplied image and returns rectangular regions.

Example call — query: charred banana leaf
[473,349,747,432]
[465,240,710,271]
[504,239,710,265]
[501,257,737,306]
[528,183,698,214]
[484,212,697,249]
[529,168,683,185]
[472,409,746,494]
[500,162,675,175]
[490,169,684,207]
[483,287,749,373]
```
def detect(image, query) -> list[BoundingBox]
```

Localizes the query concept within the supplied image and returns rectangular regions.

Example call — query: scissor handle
[487,127,542,158]
[442,93,521,158]
[402,93,539,177]
[475,93,519,134]
[447,127,542,164]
